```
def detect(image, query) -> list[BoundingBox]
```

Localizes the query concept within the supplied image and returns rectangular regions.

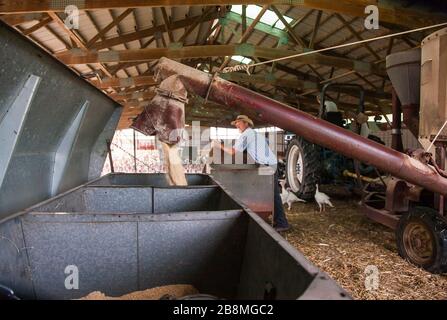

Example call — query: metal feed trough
[0,172,349,300]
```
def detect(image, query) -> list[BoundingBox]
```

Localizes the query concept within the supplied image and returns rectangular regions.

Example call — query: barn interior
[1,1,447,300]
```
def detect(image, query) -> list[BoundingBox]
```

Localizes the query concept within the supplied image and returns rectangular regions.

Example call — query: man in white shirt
[217,115,290,232]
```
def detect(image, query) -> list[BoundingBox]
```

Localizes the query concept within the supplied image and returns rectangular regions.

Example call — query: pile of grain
[281,198,447,300]
[79,284,198,300]
[161,142,187,186]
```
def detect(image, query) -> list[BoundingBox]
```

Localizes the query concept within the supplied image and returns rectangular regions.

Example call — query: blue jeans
[273,170,289,228]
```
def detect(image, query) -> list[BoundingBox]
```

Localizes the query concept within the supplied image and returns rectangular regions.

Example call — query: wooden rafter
[308,10,322,49]
[47,12,116,79]
[110,90,156,101]
[241,5,247,34]
[0,13,45,25]
[21,14,52,35]
[55,44,386,76]
[88,11,220,50]
[2,1,445,29]
[90,76,157,88]
[270,5,306,48]
[220,5,268,70]
[160,7,174,42]
[86,8,134,47]
[47,12,84,47]
[178,7,215,44]
[334,14,381,60]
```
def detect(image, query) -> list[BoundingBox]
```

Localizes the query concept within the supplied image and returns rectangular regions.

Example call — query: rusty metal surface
[435,143,447,215]
[131,75,186,144]
[154,57,447,197]
[420,27,447,145]
[386,48,421,138]
[402,104,420,137]
[385,179,410,212]
[363,204,400,230]
[391,88,404,152]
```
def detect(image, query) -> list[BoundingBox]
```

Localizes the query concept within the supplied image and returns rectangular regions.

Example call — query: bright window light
[211,127,240,140]
[231,5,243,15]
[231,5,261,19]
[231,55,252,64]
[274,16,293,29]
[207,19,219,40]
[260,10,278,26]
[230,5,294,30]
[245,5,262,19]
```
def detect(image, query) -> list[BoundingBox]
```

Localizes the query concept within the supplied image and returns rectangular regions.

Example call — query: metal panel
[88,108,122,180]
[33,188,86,212]
[0,75,41,188]
[210,165,274,217]
[237,219,314,299]
[153,187,239,213]
[91,173,213,187]
[138,212,248,298]
[52,101,89,196]
[21,217,138,300]
[0,217,35,299]
[237,214,350,299]
[83,186,152,213]
[0,23,121,219]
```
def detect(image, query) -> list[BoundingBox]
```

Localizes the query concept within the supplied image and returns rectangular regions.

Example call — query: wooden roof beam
[334,14,381,60]
[308,10,322,49]
[220,5,268,70]
[47,12,114,78]
[2,1,446,29]
[86,8,134,47]
[90,76,157,88]
[56,44,386,76]
[0,13,45,25]
[110,90,156,101]
[270,5,307,48]
[21,15,52,35]
[89,10,220,50]
[160,7,174,43]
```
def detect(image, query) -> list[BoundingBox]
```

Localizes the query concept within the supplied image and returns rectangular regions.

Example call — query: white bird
[314,184,334,212]
[279,180,306,210]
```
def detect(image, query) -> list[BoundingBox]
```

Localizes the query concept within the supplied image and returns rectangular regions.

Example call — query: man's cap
[231,115,254,127]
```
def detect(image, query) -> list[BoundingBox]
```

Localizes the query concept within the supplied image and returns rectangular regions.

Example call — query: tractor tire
[285,137,320,201]
[396,207,447,273]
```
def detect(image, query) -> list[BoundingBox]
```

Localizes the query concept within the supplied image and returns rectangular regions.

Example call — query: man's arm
[215,140,236,155]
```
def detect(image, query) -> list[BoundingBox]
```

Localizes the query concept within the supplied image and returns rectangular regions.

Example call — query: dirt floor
[281,193,447,300]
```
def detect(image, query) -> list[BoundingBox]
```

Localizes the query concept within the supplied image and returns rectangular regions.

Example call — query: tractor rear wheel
[285,137,320,201]
[396,207,447,273]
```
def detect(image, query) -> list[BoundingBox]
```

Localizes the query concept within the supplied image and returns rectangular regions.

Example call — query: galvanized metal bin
[0,173,350,300]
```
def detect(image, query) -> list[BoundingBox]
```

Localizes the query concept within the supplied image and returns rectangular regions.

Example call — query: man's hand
[212,139,235,156]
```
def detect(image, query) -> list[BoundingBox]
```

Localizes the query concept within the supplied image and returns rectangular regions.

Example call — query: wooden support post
[133,129,137,172]
[106,139,115,173]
